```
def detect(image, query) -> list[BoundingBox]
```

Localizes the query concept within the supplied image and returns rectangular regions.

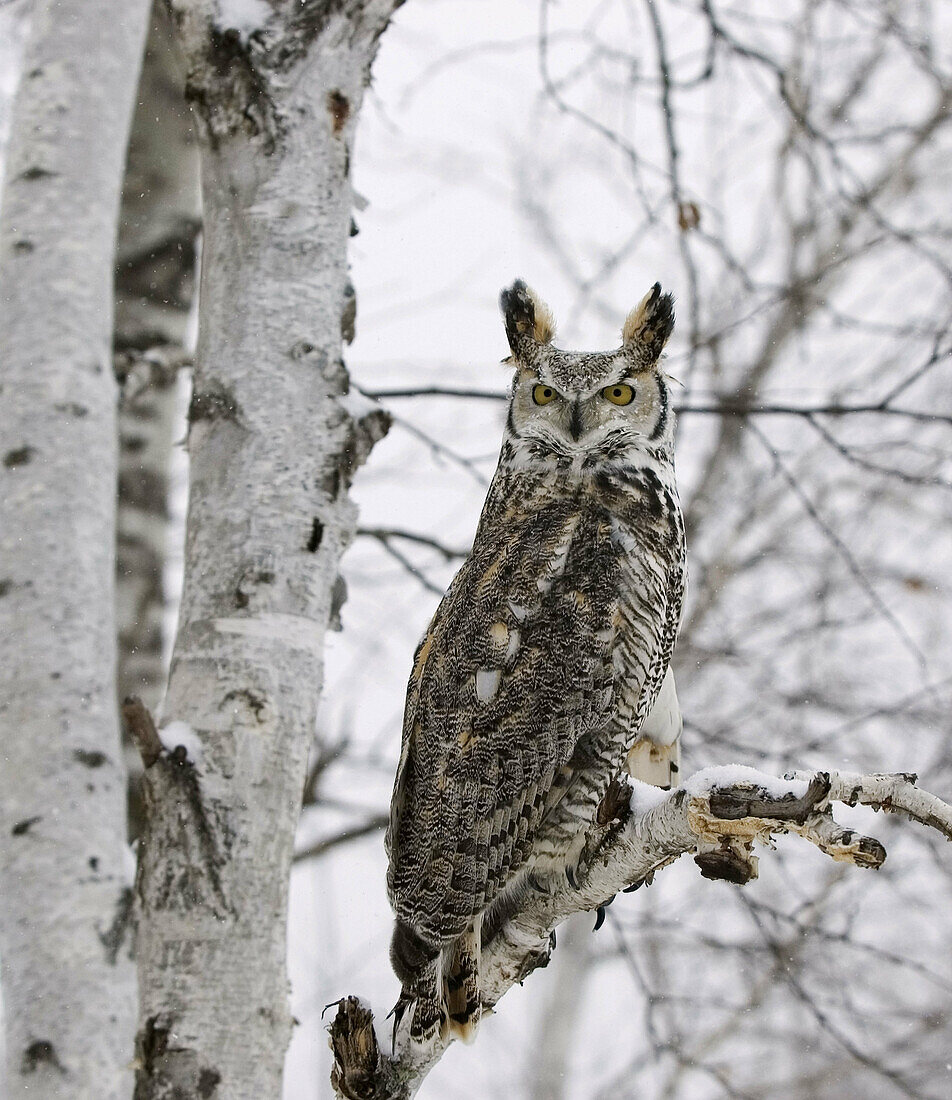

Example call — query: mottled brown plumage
[386,280,685,1046]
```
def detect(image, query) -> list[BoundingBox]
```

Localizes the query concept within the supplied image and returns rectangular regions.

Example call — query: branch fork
[329,765,952,1098]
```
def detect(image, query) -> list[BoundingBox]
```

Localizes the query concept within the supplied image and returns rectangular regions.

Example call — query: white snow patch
[159,720,204,766]
[218,0,270,38]
[475,668,501,703]
[339,389,381,421]
[684,765,809,800]
[628,778,670,816]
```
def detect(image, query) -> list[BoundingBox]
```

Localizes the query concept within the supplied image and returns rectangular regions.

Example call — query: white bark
[0,1,151,1097]
[132,4,397,1097]
[329,767,952,1099]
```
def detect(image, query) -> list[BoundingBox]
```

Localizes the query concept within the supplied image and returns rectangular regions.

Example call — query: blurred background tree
[306,2,952,1096]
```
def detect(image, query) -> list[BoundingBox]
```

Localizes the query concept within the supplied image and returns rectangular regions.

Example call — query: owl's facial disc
[510,369,668,456]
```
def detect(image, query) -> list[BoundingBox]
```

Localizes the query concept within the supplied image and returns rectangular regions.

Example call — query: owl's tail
[444,920,481,1043]
[390,918,483,1046]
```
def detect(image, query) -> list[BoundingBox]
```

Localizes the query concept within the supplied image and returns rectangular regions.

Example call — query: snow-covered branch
[329,767,952,1099]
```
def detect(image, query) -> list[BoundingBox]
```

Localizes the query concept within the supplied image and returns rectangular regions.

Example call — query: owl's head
[499,279,676,465]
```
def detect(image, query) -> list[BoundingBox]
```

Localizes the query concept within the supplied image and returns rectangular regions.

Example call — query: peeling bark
[0,0,151,1097]
[329,768,952,1098]
[132,3,398,1097]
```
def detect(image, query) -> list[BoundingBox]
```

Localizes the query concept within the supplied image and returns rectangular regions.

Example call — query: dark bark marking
[289,339,317,360]
[306,518,324,553]
[327,89,350,134]
[114,330,178,354]
[320,468,341,500]
[329,574,347,631]
[121,434,148,454]
[198,1068,222,1097]
[4,445,35,468]
[21,1040,65,1075]
[115,223,199,309]
[134,1013,224,1099]
[235,563,276,608]
[341,280,356,344]
[74,748,108,768]
[118,468,170,515]
[334,406,392,491]
[322,355,349,393]
[139,746,236,918]
[18,166,56,182]
[99,886,134,964]
[188,382,243,426]
[271,2,350,71]
[134,1015,170,1098]
[54,401,89,417]
[12,816,41,836]
[0,579,12,597]
[222,687,268,722]
[89,857,99,870]
[14,239,34,253]
[185,28,278,153]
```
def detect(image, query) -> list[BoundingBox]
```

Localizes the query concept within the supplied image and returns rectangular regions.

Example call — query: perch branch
[328,766,952,1098]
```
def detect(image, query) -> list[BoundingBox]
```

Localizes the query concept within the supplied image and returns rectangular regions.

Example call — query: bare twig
[357,385,952,426]
[357,527,470,561]
[293,815,389,864]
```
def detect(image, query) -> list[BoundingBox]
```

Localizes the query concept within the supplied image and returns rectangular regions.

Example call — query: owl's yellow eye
[603,383,635,406]
[532,384,557,405]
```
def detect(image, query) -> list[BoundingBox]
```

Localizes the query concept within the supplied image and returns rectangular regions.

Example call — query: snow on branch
[328,767,952,1099]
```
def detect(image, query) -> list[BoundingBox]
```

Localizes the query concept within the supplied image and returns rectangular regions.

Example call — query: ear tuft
[526,286,556,344]
[622,282,675,360]
[500,279,556,356]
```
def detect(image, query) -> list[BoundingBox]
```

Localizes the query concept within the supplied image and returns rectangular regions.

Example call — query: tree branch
[329,766,952,1098]
[357,385,952,426]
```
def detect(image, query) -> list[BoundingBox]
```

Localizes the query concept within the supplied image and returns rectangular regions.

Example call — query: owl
[386,280,685,1046]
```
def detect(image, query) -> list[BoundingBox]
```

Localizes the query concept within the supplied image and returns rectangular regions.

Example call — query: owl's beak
[568,399,585,441]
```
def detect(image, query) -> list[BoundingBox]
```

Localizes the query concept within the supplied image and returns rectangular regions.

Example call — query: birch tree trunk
[132,3,397,1096]
[115,1,200,716]
[114,2,201,839]
[0,1,150,1097]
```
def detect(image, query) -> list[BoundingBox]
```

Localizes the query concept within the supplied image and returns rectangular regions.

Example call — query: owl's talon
[592,895,616,931]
